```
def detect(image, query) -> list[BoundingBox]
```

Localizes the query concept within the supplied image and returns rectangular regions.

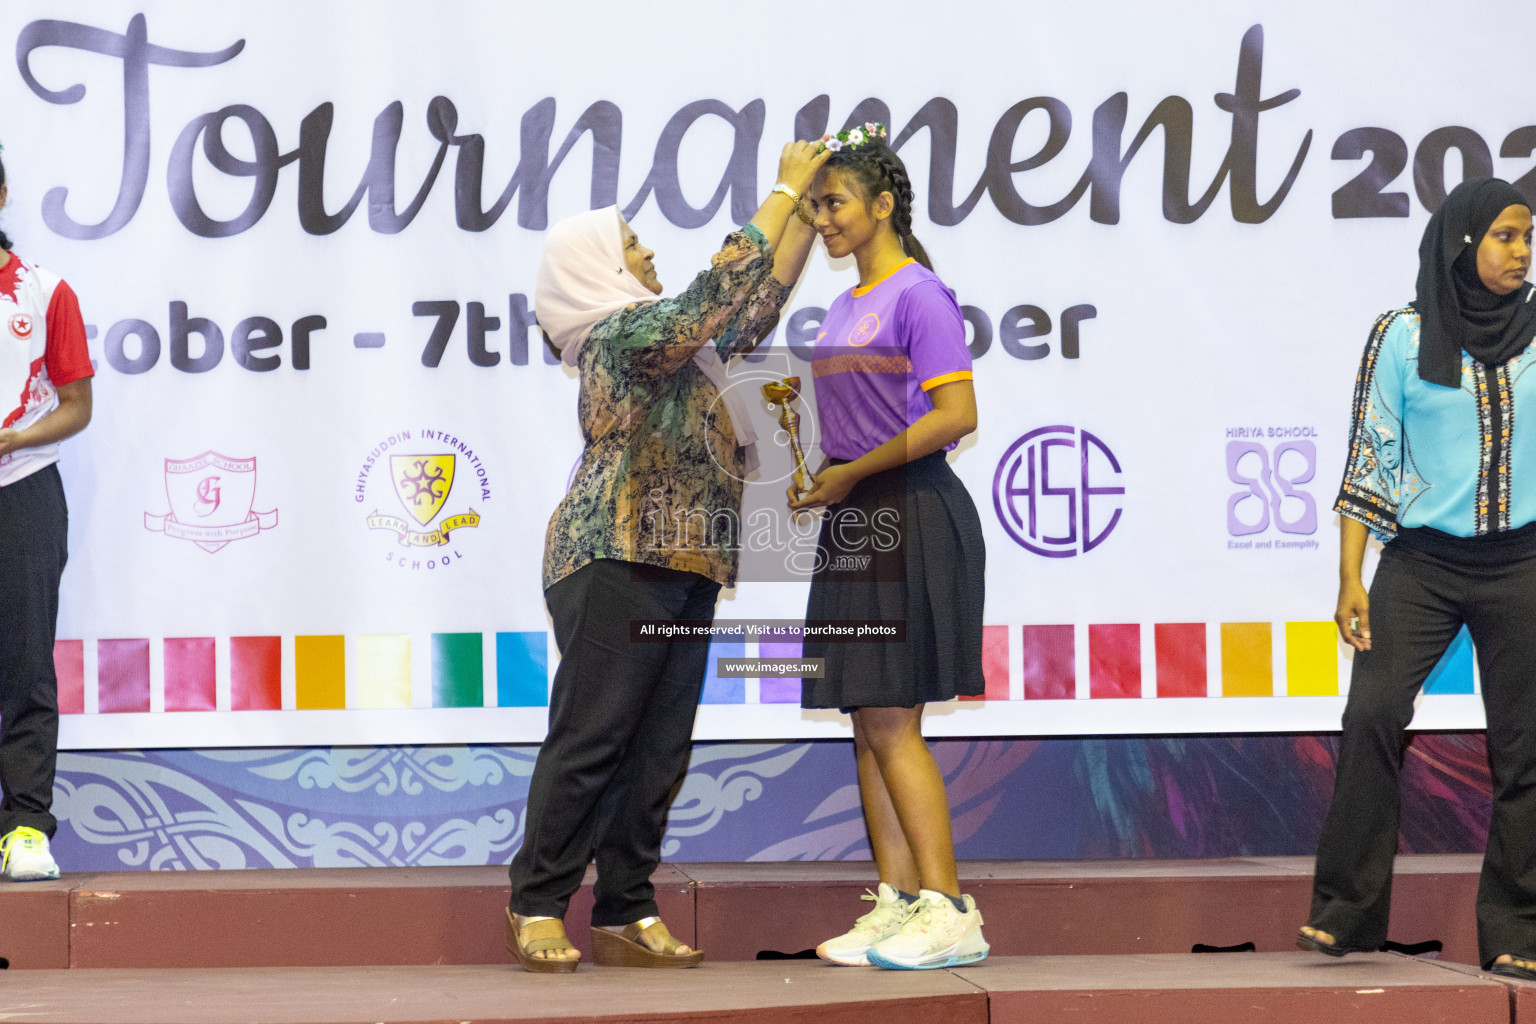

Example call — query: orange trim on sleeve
[921,370,973,391]
[851,258,917,297]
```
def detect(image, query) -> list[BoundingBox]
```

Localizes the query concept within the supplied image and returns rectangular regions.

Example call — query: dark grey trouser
[1310,525,1536,967]
[0,464,68,838]
[508,558,718,925]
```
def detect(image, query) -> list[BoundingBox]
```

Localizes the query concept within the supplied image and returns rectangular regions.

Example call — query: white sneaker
[1,827,60,881]
[866,889,988,970]
[816,882,916,966]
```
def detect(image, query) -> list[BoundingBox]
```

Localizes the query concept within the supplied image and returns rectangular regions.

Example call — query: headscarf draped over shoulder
[535,205,658,366]
[533,205,761,473]
[1414,178,1536,387]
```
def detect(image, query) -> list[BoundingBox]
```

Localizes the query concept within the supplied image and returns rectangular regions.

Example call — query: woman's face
[1477,204,1533,295]
[809,169,892,260]
[621,222,662,294]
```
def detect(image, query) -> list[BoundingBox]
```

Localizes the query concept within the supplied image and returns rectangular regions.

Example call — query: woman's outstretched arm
[716,214,820,360]
[769,214,818,287]
[610,143,830,372]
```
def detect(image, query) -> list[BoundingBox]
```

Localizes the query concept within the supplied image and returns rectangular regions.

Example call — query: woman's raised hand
[776,140,831,196]
[751,141,832,260]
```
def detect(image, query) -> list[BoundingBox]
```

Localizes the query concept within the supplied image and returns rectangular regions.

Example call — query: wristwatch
[771,183,801,203]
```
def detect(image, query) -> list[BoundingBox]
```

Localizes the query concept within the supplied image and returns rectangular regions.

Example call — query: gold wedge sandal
[590,916,704,968]
[505,908,580,973]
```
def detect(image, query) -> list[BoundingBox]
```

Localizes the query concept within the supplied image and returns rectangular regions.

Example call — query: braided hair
[823,140,932,271]
[0,154,10,252]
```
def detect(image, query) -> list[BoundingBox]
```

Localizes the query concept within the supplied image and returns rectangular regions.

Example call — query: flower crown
[819,122,887,154]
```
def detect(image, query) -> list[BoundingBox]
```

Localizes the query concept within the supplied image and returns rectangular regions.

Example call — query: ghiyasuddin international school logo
[357,430,490,569]
[144,452,279,553]
[993,426,1125,558]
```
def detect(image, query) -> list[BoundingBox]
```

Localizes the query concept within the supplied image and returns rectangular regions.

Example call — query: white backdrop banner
[1,1,1523,747]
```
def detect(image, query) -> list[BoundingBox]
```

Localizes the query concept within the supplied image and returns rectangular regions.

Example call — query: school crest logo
[848,313,881,347]
[145,452,278,553]
[367,452,478,545]
[9,313,34,339]
[391,454,456,527]
[357,431,490,566]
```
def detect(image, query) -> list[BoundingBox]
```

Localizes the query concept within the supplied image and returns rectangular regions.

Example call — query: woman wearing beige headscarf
[506,140,828,971]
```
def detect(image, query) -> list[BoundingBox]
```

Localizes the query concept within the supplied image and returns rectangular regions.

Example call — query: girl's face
[809,169,892,260]
[621,221,662,294]
[1477,204,1533,295]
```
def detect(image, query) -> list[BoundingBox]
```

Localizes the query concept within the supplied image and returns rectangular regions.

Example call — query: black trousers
[1310,525,1536,966]
[0,465,69,839]
[508,558,719,925]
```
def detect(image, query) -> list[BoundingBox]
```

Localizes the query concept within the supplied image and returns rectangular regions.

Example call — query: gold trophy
[761,377,813,498]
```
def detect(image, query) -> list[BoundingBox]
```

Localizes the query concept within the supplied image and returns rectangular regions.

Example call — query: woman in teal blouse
[1302,178,1536,976]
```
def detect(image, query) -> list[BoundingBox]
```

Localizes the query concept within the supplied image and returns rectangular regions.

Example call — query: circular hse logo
[993,426,1125,558]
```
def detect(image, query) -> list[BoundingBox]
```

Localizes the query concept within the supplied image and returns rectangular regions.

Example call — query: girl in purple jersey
[788,126,988,971]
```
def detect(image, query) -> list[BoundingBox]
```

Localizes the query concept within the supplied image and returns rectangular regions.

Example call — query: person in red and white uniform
[0,148,93,882]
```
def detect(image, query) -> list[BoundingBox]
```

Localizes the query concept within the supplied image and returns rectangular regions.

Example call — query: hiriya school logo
[9,313,34,339]
[1225,427,1319,547]
[144,452,278,553]
[993,426,1125,558]
[356,430,490,569]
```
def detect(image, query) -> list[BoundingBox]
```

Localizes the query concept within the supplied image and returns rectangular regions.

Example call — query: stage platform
[0,954,1518,1024]
[59,865,695,969]
[691,856,1478,963]
[0,855,1483,970]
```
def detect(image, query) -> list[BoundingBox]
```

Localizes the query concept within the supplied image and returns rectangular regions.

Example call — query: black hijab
[1414,178,1535,387]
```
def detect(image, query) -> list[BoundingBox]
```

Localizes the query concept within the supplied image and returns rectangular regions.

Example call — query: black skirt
[801,450,986,711]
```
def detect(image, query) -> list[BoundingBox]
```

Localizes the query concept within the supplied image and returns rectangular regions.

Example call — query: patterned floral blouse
[544,224,790,589]
[1335,294,1536,541]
